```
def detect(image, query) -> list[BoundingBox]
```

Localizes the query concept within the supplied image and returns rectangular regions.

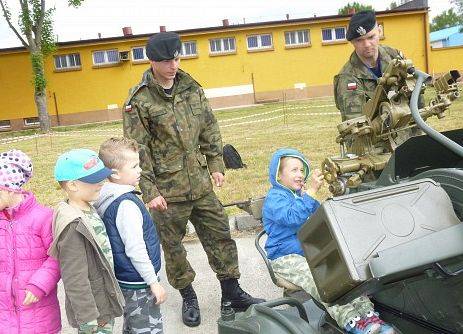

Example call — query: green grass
[3,90,463,215]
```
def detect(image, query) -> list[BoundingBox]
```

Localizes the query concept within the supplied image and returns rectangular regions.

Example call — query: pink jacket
[0,192,61,334]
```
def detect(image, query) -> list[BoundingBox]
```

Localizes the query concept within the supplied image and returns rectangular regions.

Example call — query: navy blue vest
[102,192,161,284]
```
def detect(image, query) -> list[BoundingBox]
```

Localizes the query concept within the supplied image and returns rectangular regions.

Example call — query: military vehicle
[218,61,463,334]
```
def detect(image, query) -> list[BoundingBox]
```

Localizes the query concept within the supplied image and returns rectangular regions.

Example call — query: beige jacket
[49,202,124,328]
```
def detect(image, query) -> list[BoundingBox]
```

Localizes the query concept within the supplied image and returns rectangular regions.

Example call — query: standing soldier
[122,32,264,327]
[334,10,405,121]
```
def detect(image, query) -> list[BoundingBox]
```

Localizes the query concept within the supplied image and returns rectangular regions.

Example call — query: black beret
[146,32,181,61]
[346,10,377,41]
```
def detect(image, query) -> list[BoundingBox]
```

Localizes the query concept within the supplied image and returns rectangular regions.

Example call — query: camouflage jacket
[334,45,401,121]
[123,68,224,203]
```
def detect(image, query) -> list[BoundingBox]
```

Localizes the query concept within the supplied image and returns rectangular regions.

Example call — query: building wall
[429,45,463,75]
[0,10,429,131]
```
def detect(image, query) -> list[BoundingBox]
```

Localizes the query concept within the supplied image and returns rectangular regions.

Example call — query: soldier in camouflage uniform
[334,11,404,121]
[50,149,124,333]
[123,32,264,327]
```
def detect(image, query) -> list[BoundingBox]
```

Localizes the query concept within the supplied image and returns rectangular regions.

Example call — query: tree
[0,0,83,132]
[338,2,374,15]
[430,8,463,32]
[451,0,463,32]
[387,2,397,10]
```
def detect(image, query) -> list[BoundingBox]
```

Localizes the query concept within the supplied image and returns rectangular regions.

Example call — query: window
[181,41,197,57]
[0,120,11,129]
[92,49,119,65]
[285,30,310,46]
[132,47,148,61]
[54,53,81,70]
[209,37,236,54]
[247,34,273,50]
[24,117,39,127]
[322,27,346,42]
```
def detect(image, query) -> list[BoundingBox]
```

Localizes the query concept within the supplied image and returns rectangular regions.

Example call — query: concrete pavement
[59,235,282,333]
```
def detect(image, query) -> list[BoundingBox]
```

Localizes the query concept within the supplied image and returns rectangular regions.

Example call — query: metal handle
[256,297,309,323]
[434,262,463,278]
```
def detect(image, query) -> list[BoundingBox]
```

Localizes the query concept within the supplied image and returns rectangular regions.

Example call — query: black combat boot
[179,284,201,327]
[220,278,266,312]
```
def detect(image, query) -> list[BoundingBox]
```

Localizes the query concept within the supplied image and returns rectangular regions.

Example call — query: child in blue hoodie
[262,148,395,334]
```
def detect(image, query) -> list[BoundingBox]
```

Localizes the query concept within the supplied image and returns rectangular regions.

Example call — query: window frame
[92,49,120,67]
[181,41,198,58]
[321,26,347,44]
[284,29,311,48]
[131,46,149,63]
[23,117,40,127]
[209,37,236,56]
[0,120,11,130]
[246,33,274,52]
[54,53,82,71]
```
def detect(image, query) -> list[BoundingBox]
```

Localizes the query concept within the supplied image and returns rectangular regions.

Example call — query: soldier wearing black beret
[334,10,404,121]
[122,32,265,328]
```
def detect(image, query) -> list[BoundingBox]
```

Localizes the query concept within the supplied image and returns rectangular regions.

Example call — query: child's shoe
[344,311,396,334]
[344,315,381,334]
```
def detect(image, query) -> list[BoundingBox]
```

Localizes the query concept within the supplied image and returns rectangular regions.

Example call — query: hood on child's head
[0,149,33,193]
[268,148,310,190]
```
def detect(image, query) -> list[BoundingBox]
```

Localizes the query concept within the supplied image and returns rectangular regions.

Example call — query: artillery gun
[218,64,463,334]
[323,57,460,196]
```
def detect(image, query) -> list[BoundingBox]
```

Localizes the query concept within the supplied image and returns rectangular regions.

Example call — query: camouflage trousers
[78,319,114,333]
[121,288,163,334]
[151,192,240,289]
[271,254,374,327]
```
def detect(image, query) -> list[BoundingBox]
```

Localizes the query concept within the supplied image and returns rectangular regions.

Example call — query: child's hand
[23,290,39,306]
[150,282,167,305]
[306,169,324,197]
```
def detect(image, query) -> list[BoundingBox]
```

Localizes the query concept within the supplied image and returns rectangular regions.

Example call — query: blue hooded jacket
[262,148,320,260]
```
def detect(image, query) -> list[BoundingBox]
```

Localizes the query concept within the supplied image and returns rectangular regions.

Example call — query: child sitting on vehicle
[262,148,395,334]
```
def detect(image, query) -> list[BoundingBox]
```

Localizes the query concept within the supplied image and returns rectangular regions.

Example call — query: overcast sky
[0,0,454,48]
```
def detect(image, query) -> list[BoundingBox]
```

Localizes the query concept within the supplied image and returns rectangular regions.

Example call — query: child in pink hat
[0,149,61,333]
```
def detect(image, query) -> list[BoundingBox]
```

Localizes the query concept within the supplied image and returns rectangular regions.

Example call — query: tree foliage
[387,2,397,10]
[338,2,374,15]
[0,0,84,132]
[430,8,463,32]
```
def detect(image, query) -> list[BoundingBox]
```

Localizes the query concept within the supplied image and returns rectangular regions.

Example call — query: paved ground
[59,235,282,333]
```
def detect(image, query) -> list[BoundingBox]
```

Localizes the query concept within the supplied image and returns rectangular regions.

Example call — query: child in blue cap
[49,149,124,333]
[262,148,395,334]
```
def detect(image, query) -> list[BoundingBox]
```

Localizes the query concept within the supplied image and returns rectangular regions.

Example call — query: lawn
[2,90,463,215]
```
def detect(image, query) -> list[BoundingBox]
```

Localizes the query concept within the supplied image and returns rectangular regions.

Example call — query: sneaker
[366,311,396,334]
[345,311,396,334]
[344,315,381,334]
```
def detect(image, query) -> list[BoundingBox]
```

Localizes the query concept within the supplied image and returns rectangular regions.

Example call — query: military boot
[179,284,201,327]
[220,278,266,312]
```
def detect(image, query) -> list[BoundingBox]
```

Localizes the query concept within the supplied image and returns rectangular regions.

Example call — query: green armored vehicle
[218,62,463,334]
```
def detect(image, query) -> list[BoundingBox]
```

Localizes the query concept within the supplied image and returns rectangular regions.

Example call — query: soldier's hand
[150,282,167,305]
[211,172,225,187]
[147,195,168,211]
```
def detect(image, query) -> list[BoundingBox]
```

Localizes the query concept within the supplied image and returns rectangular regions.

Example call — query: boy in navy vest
[95,137,166,333]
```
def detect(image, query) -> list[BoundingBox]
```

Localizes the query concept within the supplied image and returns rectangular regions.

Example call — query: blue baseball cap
[54,149,112,184]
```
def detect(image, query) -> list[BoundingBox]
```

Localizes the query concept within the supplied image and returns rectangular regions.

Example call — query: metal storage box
[298,179,460,303]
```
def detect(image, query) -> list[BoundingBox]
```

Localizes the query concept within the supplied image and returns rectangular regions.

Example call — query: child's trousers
[271,254,374,327]
[122,287,163,334]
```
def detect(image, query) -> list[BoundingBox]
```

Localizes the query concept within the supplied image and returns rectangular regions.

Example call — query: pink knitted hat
[0,149,33,192]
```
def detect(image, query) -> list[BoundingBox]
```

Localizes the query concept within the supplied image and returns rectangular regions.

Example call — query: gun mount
[323,58,461,196]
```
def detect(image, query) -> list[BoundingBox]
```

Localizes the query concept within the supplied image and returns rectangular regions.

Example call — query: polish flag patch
[125,105,133,112]
[347,82,357,90]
